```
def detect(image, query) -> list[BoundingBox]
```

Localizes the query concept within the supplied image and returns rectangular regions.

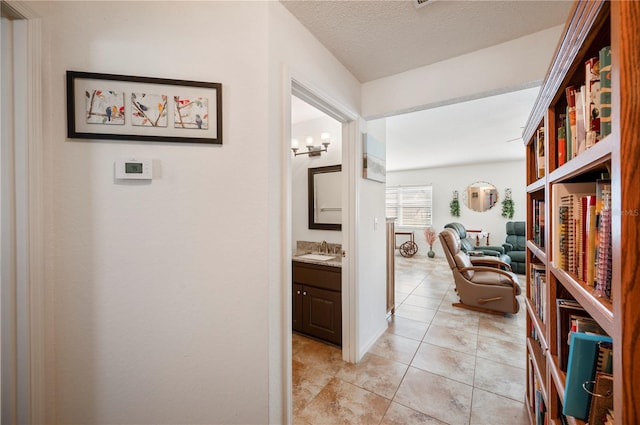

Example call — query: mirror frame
[308,164,342,231]
[463,181,499,212]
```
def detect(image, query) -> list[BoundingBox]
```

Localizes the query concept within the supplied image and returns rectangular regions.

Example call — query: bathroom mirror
[463,181,499,212]
[308,165,342,230]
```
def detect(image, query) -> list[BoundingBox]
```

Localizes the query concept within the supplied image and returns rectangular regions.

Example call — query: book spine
[575,86,586,155]
[536,127,546,178]
[585,57,601,144]
[566,87,578,159]
[599,46,612,137]
[558,116,567,166]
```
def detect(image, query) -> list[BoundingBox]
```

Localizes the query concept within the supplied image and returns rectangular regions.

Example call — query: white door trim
[0,1,46,423]
[280,70,359,423]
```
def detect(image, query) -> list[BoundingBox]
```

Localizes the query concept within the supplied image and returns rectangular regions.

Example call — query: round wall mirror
[464,181,499,212]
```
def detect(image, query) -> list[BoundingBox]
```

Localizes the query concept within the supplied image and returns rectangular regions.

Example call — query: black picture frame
[66,71,222,144]
[308,164,342,231]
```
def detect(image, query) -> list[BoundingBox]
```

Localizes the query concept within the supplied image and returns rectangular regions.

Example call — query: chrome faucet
[320,240,328,254]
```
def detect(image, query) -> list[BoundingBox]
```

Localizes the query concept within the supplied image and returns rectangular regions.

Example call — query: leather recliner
[444,222,512,267]
[439,228,521,315]
[503,221,526,274]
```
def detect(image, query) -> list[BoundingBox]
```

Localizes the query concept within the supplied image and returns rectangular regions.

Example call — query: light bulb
[306,137,314,146]
[291,138,299,149]
[321,132,330,141]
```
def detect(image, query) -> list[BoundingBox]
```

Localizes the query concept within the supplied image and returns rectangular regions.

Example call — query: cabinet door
[302,285,341,345]
[292,283,303,332]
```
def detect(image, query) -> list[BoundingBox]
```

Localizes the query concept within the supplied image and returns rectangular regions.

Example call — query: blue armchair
[503,221,526,274]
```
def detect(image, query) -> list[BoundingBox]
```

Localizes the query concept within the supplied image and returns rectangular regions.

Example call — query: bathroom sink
[296,254,336,261]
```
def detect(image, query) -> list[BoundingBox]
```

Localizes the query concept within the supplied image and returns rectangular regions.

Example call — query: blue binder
[563,332,613,420]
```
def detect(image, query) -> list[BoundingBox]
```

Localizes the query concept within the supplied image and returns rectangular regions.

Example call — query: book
[588,371,613,425]
[565,105,573,160]
[566,86,578,159]
[535,376,547,425]
[599,46,612,137]
[585,56,601,146]
[536,126,545,178]
[557,298,589,371]
[558,115,567,166]
[532,199,545,247]
[563,332,613,420]
[575,86,586,155]
[596,341,613,374]
[530,263,546,322]
[595,179,612,298]
[583,196,597,284]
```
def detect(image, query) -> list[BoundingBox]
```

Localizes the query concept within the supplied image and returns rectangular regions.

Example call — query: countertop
[292,254,342,268]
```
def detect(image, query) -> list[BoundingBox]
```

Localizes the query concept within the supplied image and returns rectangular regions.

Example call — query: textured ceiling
[281,0,573,82]
[285,0,574,170]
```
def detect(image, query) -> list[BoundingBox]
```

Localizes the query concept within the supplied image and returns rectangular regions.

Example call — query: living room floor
[292,254,529,425]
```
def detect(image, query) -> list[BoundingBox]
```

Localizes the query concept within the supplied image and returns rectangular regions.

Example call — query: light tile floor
[292,254,529,425]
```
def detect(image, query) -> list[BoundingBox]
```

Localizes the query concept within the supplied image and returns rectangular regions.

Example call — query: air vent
[414,0,435,9]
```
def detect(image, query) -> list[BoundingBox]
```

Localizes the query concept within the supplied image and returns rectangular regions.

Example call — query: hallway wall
[32,1,364,423]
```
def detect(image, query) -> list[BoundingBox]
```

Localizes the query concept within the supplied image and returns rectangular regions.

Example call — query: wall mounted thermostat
[115,158,153,180]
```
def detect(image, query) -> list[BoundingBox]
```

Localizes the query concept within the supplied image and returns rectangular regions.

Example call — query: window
[386,185,433,227]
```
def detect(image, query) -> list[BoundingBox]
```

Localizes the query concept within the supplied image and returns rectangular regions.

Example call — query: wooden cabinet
[292,261,342,345]
[522,1,640,424]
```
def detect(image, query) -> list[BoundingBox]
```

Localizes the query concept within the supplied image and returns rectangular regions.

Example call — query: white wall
[361,25,564,119]
[387,160,527,258]
[28,1,363,423]
[356,119,388,356]
[291,115,343,247]
[39,2,272,423]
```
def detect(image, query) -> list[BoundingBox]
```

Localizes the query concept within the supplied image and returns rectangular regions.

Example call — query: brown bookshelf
[523,1,640,424]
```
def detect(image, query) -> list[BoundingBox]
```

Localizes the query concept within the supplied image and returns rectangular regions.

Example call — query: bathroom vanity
[292,256,341,345]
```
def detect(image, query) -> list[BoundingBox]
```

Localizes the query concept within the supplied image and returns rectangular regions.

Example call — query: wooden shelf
[548,135,613,183]
[526,240,547,264]
[549,264,614,336]
[547,353,566,404]
[525,298,548,351]
[527,178,546,193]
[527,337,548,404]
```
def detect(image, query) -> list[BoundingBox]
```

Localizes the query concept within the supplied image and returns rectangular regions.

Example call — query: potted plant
[450,190,460,217]
[502,188,515,219]
[424,227,437,258]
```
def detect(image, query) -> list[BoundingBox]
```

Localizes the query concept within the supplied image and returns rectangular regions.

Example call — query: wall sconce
[291,132,330,157]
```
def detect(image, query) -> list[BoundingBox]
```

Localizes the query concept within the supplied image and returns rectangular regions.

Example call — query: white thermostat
[115,158,153,180]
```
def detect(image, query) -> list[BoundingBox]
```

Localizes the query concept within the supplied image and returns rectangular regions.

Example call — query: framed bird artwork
[67,70,222,144]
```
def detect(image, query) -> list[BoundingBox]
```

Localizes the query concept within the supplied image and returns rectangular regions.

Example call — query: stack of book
[557,46,611,167]
[556,298,608,372]
[552,180,612,297]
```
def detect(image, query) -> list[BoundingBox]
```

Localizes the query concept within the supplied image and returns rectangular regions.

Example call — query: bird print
[105,106,112,121]
[195,114,203,129]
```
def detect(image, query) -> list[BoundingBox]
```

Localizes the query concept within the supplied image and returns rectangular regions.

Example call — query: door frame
[281,73,359,422]
[0,1,46,423]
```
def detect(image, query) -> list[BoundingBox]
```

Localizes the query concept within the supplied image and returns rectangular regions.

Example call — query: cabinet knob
[296,290,301,295]
[303,291,307,296]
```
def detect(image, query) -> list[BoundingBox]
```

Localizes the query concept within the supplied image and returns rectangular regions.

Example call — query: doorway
[285,79,358,421]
